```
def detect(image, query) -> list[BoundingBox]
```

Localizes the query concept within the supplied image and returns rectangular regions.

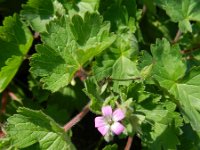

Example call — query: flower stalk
[63,103,90,132]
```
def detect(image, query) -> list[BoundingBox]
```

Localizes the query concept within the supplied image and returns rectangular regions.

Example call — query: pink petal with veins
[112,108,125,121]
[97,125,110,136]
[102,106,112,117]
[95,116,106,128]
[111,122,124,135]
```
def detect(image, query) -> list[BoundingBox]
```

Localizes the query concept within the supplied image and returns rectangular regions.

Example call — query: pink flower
[95,106,125,136]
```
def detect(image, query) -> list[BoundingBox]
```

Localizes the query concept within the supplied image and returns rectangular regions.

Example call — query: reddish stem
[63,103,90,132]
[124,136,133,150]
[1,90,8,114]
[74,68,88,81]
[0,130,5,138]
[181,45,200,54]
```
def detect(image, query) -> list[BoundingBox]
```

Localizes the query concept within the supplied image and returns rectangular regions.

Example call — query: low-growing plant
[0,0,200,149]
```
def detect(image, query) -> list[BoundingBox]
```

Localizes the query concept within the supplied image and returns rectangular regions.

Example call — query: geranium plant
[0,0,200,149]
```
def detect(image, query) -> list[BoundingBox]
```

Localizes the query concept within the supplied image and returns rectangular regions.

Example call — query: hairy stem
[63,103,90,132]
[172,29,182,44]
[124,136,133,150]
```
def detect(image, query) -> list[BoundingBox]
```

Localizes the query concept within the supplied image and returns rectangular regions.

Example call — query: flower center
[105,115,113,125]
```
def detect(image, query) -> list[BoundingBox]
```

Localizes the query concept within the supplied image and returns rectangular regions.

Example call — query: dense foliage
[0,0,200,149]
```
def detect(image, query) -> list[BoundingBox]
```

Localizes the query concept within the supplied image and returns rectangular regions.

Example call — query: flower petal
[97,125,110,136]
[95,116,106,128]
[112,108,125,121]
[111,122,124,135]
[102,106,112,117]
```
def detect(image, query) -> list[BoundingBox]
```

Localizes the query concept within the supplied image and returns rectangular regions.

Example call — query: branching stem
[63,103,90,132]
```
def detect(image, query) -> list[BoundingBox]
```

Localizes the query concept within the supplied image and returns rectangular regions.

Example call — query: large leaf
[169,67,200,131]
[6,107,75,149]
[151,38,186,89]
[155,0,200,32]
[150,39,200,131]
[149,123,180,150]
[21,0,65,32]
[178,124,200,149]
[0,14,33,92]
[93,31,139,91]
[30,13,116,92]
[137,97,182,150]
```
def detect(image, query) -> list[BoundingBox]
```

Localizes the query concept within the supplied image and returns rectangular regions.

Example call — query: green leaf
[169,67,200,131]
[179,22,200,50]
[137,95,181,125]
[128,83,151,103]
[84,77,103,114]
[93,30,139,91]
[150,39,200,131]
[178,124,200,149]
[30,12,116,92]
[138,98,182,150]
[103,144,118,150]
[151,38,186,89]
[0,14,33,92]
[68,0,100,17]
[44,105,71,125]
[21,0,65,32]
[0,137,12,149]
[99,0,137,31]
[179,19,192,33]
[46,80,88,124]
[155,0,200,32]
[28,75,50,103]
[149,123,180,150]
[6,107,76,149]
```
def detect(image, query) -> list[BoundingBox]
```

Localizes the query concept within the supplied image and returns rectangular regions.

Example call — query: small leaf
[155,0,200,32]
[68,0,100,18]
[21,0,66,32]
[84,77,103,114]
